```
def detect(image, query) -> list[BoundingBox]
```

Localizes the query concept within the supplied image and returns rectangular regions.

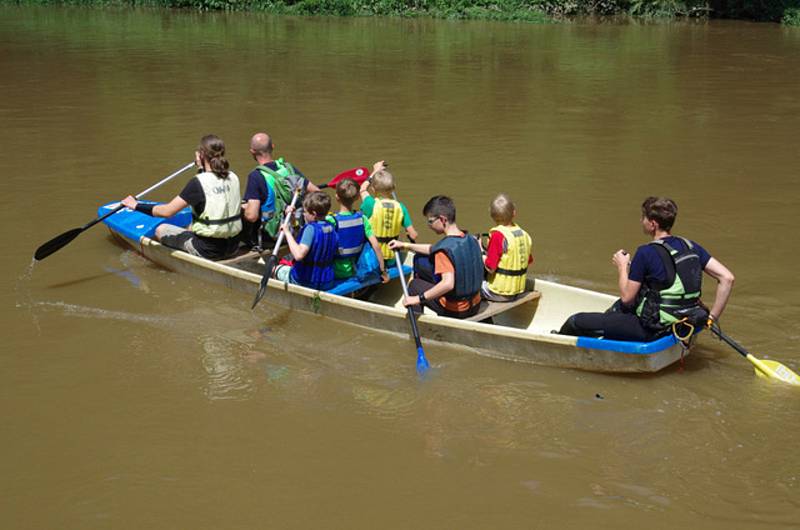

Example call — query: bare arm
[703,257,735,320]
[244,199,261,223]
[405,224,419,242]
[367,234,389,283]
[152,196,188,218]
[282,225,310,261]
[389,239,431,255]
[613,249,641,305]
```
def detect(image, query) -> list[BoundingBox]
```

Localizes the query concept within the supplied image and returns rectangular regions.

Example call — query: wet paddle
[710,323,800,386]
[316,166,369,189]
[394,250,430,374]
[34,162,195,261]
[251,187,302,310]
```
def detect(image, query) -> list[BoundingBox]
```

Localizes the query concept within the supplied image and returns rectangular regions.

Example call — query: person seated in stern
[272,191,338,291]
[482,193,533,302]
[121,134,241,261]
[327,178,389,283]
[241,132,319,249]
[389,195,483,319]
[558,196,735,342]
[359,164,418,271]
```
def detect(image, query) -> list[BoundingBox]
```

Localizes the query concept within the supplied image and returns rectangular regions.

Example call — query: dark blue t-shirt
[243,162,306,216]
[629,236,711,285]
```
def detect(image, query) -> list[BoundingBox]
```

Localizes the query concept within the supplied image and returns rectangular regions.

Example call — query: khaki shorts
[157,224,201,257]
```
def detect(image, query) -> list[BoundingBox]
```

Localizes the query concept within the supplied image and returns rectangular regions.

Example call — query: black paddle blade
[251,254,278,309]
[34,228,83,261]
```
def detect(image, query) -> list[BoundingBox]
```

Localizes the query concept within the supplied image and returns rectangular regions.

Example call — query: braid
[198,134,229,179]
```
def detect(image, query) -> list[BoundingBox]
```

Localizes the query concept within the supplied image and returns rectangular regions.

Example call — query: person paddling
[559,196,735,341]
[242,132,319,249]
[389,195,483,319]
[121,134,242,261]
[359,165,418,270]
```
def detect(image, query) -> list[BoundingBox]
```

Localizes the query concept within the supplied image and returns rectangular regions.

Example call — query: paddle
[316,166,369,189]
[251,186,302,310]
[394,250,430,374]
[34,162,195,261]
[710,323,800,386]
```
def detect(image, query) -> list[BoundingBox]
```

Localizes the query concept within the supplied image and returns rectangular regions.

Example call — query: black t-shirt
[176,175,239,259]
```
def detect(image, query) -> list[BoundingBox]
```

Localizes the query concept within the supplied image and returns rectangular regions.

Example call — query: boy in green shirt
[328,178,389,283]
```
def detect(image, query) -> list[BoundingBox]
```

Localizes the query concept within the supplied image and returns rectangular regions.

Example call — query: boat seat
[464,290,541,322]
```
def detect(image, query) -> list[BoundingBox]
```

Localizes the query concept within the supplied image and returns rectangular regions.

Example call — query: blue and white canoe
[100,201,691,373]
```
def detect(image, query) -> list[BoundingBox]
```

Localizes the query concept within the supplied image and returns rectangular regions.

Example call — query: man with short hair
[389,195,483,319]
[559,196,735,342]
[242,132,319,249]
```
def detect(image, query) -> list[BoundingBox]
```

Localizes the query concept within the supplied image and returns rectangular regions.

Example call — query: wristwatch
[419,292,427,303]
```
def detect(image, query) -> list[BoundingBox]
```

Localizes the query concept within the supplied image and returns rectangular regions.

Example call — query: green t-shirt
[326,211,374,279]
[359,195,413,228]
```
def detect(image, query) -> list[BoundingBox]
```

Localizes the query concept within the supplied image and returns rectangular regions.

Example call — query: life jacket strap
[495,266,528,277]
[192,214,241,225]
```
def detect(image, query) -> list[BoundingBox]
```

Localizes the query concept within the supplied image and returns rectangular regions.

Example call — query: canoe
[99,201,692,373]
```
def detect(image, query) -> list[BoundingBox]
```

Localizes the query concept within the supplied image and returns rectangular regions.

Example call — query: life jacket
[290,221,338,290]
[431,234,483,302]
[332,211,366,260]
[369,198,403,260]
[486,224,532,296]
[635,237,708,332]
[257,158,305,238]
[190,171,242,239]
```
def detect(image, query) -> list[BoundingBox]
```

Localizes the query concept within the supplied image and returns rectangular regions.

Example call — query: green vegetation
[3,0,800,23]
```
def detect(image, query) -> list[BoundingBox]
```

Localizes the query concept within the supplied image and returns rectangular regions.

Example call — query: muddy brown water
[2,7,799,528]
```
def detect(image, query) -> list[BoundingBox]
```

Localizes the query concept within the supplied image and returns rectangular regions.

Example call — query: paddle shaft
[709,325,750,359]
[251,187,302,309]
[88,162,196,231]
[394,251,427,351]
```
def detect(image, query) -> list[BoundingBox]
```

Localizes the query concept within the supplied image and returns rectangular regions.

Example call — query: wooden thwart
[465,290,541,322]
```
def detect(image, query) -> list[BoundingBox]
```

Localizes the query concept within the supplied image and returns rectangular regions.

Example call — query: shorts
[273,264,297,284]
[481,281,523,302]
[158,224,201,257]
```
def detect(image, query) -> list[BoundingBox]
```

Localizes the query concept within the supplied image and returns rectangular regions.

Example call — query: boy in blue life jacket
[272,192,338,291]
[359,165,418,269]
[327,178,390,283]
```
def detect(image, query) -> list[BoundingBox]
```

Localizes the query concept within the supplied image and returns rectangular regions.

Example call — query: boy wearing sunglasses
[389,195,483,319]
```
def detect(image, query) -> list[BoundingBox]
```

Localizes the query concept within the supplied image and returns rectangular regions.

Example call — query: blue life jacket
[430,234,483,301]
[333,211,366,260]
[290,221,338,290]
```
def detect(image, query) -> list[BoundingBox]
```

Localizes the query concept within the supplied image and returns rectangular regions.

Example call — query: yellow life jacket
[190,171,242,239]
[370,198,403,260]
[486,224,532,296]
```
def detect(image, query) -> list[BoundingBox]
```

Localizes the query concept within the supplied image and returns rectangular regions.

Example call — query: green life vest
[257,158,305,239]
[635,237,707,332]
[190,171,242,239]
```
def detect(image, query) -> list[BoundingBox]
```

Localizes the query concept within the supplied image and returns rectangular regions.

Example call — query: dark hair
[335,178,359,209]
[423,195,456,223]
[303,191,331,218]
[641,196,677,231]
[198,134,229,179]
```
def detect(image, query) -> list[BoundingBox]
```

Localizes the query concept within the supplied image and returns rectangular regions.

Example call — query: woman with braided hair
[121,134,242,260]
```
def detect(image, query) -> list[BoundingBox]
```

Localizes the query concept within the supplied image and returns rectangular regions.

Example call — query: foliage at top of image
[3,0,800,23]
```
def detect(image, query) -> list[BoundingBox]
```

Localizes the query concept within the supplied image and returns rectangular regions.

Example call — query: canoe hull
[107,227,688,374]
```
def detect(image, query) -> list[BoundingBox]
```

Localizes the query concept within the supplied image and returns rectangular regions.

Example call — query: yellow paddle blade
[747,355,800,386]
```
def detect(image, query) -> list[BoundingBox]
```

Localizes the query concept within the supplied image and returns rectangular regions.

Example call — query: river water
[2,6,799,528]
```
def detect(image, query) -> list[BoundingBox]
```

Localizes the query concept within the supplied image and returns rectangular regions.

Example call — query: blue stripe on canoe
[98,202,192,241]
[576,333,679,354]
[327,265,413,296]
